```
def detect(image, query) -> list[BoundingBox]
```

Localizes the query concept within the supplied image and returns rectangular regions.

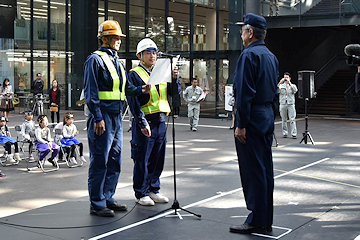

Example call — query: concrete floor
[0,110,360,240]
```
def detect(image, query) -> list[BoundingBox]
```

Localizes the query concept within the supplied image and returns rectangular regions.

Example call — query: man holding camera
[278,72,298,138]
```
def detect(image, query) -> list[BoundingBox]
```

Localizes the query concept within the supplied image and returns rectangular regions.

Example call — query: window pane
[194,4,216,51]
[169,2,189,52]
[148,0,165,51]
[130,1,145,52]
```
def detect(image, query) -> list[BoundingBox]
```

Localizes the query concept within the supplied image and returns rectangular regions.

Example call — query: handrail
[315,54,341,78]
[344,81,355,94]
[341,0,360,12]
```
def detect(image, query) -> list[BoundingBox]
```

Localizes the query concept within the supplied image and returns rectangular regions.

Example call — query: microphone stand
[149,53,201,219]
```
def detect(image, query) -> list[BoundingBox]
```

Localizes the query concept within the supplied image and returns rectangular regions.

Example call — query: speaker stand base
[300,131,315,145]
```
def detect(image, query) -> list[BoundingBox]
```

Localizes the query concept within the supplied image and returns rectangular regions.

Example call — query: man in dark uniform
[230,13,279,234]
[84,20,150,217]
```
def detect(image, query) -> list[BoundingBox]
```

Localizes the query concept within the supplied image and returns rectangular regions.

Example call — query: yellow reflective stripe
[131,66,150,84]
[93,51,126,100]
[120,64,126,100]
[130,66,170,115]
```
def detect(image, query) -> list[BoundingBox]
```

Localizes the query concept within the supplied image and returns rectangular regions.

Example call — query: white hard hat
[136,38,158,56]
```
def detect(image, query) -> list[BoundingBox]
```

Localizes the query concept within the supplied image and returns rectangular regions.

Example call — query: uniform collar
[139,63,152,73]
[99,47,118,58]
[246,40,265,49]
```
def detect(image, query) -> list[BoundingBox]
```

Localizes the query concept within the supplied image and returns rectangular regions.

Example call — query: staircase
[304,0,340,15]
[298,70,354,115]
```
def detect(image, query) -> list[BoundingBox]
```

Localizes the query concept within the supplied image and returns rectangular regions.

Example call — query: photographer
[278,72,298,138]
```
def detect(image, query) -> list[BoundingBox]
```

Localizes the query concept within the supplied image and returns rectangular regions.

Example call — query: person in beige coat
[278,72,298,138]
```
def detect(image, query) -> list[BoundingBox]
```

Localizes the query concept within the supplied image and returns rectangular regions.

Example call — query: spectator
[0,78,14,122]
[60,112,86,164]
[49,79,61,123]
[183,78,204,131]
[269,0,279,16]
[0,116,21,163]
[278,72,298,138]
[34,115,60,167]
[31,73,44,95]
[20,111,35,161]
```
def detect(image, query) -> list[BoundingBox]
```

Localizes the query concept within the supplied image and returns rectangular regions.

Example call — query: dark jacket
[233,40,279,129]
[84,47,142,123]
[31,80,44,95]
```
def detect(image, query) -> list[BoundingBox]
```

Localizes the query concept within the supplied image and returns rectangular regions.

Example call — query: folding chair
[17,125,60,173]
[54,128,83,168]
[0,127,20,167]
[26,148,59,173]
[0,146,20,167]
[15,125,34,161]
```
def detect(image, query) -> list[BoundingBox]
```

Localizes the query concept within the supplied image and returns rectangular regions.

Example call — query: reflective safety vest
[131,66,171,115]
[93,50,126,101]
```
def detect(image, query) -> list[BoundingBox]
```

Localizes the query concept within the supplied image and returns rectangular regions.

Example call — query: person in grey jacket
[278,72,298,138]
[20,111,35,160]
[183,78,204,131]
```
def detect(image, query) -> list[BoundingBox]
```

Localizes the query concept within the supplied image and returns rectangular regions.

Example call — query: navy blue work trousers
[131,120,167,199]
[235,105,274,227]
[87,112,123,210]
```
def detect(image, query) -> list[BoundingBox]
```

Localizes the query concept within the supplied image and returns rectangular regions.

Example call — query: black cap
[236,13,267,30]
[0,116,6,122]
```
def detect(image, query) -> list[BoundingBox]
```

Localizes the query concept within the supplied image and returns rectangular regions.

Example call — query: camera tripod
[300,98,315,144]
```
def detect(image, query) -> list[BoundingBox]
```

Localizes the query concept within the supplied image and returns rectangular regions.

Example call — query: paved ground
[0,110,360,240]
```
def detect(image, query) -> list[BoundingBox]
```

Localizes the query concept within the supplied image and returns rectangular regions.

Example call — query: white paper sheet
[147,56,179,85]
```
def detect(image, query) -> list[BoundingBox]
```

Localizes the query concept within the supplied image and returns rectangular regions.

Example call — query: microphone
[344,44,360,56]
[157,51,176,58]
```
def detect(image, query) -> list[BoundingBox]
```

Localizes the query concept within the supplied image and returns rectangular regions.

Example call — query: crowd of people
[0,111,86,176]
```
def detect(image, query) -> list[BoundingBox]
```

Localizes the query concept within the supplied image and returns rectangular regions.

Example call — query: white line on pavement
[88,157,331,240]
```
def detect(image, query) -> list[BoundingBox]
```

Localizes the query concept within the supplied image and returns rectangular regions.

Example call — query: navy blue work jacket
[233,40,279,129]
[127,64,181,129]
[84,47,142,122]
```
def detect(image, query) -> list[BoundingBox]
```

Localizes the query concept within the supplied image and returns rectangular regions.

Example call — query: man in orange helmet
[84,20,150,217]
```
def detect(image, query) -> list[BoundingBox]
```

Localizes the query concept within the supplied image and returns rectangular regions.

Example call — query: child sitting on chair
[0,116,21,163]
[34,115,60,166]
[60,112,86,165]
[21,111,35,160]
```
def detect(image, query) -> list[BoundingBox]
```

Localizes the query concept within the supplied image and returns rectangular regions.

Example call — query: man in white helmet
[84,20,150,217]
[127,38,181,206]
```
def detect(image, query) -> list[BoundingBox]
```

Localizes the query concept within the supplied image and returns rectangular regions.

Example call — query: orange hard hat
[97,20,126,38]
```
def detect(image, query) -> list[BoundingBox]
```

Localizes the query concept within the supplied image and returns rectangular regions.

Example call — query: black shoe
[48,159,56,167]
[107,202,127,211]
[90,206,115,217]
[229,223,272,234]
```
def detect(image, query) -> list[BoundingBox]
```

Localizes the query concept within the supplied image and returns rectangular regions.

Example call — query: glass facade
[6,0,235,117]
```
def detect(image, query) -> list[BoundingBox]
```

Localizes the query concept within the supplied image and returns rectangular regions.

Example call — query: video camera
[344,44,360,65]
